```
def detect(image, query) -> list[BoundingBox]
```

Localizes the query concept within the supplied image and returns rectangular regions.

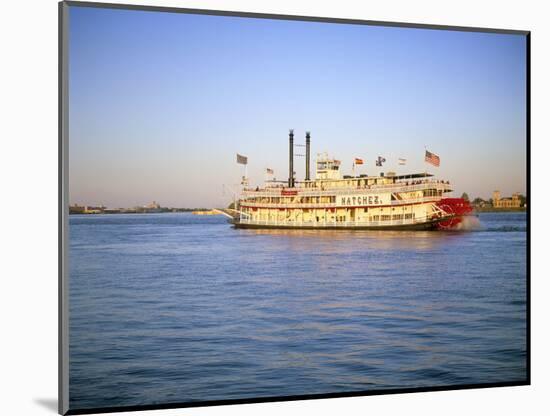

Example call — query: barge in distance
[225,130,472,230]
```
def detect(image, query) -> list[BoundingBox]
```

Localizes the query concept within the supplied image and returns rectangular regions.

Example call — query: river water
[68,212,527,410]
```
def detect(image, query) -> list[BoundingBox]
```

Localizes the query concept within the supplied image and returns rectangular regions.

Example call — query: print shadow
[34,398,58,413]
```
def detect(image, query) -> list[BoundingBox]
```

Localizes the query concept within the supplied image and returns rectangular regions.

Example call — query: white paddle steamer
[227,131,471,230]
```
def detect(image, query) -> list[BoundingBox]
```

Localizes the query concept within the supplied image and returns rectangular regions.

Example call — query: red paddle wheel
[435,198,473,229]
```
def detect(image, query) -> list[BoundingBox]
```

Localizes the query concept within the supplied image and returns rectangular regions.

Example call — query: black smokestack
[288,129,294,187]
[305,131,311,181]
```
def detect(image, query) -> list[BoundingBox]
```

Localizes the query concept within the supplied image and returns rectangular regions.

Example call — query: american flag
[425,150,440,167]
[236,153,248,165]
[266,168,274,175]
[354,158,364,165]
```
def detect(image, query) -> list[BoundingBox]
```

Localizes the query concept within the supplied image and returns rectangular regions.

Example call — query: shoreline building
[492,191,521,208]
[69,204,105,214]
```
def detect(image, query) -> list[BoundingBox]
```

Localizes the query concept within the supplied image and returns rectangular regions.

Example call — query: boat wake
[454,215,481,231]
[446,216,526,232]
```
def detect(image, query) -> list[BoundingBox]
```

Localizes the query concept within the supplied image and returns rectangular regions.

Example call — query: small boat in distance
[224,130,472,230]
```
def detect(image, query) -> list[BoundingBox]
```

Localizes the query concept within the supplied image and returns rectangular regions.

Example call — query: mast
[305,131,311,181]
[288,129,294,187]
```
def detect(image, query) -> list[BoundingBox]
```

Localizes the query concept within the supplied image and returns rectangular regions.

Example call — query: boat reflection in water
[239,228,471,252]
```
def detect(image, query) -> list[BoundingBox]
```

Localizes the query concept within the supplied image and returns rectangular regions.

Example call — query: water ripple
[69,212,527,410]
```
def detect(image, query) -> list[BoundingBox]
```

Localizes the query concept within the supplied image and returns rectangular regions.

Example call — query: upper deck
[242,173,452,198]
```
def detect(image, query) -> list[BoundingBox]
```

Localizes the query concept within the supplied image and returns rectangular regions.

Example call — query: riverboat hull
[229,198,473,231]
[231,216,469,231]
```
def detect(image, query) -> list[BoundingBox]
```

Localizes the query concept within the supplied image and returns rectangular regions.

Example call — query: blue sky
[69,6,526,208]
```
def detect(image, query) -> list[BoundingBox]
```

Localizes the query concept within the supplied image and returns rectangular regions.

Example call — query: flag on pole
[375,156,386,167]
[354,158,364,165]
[266,168,274,175]
[236,154,248,165]
[424,150,440,167]
[398,158,407,165]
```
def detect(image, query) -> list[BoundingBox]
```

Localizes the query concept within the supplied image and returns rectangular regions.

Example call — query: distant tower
[493,191,501,207]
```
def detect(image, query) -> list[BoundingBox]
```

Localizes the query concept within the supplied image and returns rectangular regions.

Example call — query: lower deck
[238,201,445,228]
[231,216,451,230]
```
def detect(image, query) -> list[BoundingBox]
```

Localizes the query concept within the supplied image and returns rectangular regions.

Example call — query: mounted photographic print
[59,1,530,414]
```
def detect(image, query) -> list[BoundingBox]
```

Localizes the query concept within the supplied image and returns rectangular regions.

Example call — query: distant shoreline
[68,208,527,215]
[68,208,212,215]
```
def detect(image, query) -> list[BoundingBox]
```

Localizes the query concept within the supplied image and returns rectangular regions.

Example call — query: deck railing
[239,196,442,209]
[241,181,451,198]
[236,213,444,228]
